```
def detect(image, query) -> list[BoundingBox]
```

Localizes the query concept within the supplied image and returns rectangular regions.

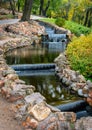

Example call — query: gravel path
[0,96,22,130]
[0,19,19,25]
[0,15,43,25]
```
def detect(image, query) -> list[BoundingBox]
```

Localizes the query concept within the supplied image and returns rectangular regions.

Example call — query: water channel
[5,24,81,106]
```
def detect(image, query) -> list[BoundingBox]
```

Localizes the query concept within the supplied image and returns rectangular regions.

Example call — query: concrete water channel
[5,23,82,107]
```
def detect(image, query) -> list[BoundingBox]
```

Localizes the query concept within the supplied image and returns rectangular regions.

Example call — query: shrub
[66,34,92,79]
[41,18,91,36]
[55,18,65,27]
[64,21,91,36]
[0,14,13,20]
[41,18,56,24]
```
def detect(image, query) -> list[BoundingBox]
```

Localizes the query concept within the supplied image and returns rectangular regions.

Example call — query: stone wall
[54,53,92,107]
[0,20,92,130]
[37,20,73,42]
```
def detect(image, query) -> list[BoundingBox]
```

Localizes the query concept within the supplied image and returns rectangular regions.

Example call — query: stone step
[16,69,55,76]
[56,100,88,112]
[10,63,55,71]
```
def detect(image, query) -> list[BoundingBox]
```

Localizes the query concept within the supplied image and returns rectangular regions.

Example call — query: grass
[64,20,91,36]
[0,14,14,20]
[41,17,92,80]
[40,18,56,24]
[40,18,92,36]
[66,33,92,79]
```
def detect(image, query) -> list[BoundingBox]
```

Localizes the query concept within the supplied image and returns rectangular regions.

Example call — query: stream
[5,23,81,106]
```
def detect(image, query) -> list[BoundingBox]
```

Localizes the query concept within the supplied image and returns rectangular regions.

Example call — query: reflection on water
[5,46,81,106]
[20,73,81,106]
[5,46,60,65]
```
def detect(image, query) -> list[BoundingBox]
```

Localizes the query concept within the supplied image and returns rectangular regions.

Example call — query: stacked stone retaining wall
[0,20,92,130]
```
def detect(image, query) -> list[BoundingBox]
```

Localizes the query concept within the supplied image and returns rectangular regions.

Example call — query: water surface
[20,73,81,106]
[5,46,60,65]
[5,46,81,106]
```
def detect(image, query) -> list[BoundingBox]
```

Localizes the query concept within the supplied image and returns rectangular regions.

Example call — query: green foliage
[32,0,40,14]
[0,14,13,20]
[16,0,25,11]
[64,21,91,36]
[1,0,92,27]
[41,18,91,36]
[55,18,65,27]
[66,34,92,79]
[41,18,56,24]
[47,10,58,18]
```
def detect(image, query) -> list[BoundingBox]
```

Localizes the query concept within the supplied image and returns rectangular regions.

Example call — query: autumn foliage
[66,33,92,79]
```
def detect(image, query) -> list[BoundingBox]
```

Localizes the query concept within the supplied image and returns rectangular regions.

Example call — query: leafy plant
[66,34,92,79]
[55,17,65,27]
[0,14,13,20]
[41,18,56,24]
[41,18,92,36]
[64,21,91,36]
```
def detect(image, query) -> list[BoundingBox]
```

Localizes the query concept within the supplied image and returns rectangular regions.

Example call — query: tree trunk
[87,11,92,27]
[17,0,20,12]
[0,0,2,6]
[84,7,92,27]
[21,0,33,21]
[39,0,50,16]
[39,0,44,15]
[84,9,89,26]
[88,18,91,27]
[42,0,50,16]
[9,0,16,16]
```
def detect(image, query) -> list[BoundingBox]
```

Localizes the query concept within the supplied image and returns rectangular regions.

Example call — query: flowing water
[5,25,81,106]
[5,46,81,106]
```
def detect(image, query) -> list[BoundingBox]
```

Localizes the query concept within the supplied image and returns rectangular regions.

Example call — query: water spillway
[10,63,55,71]
[46,30,55,34]
[5,22,92,119]
[56,100,91,119]
[47,42,66,50]
[48,34,66,42]
[56,100,88,112]
[5,23,82,106]
[5,48,81,106]
[15,69,55,76]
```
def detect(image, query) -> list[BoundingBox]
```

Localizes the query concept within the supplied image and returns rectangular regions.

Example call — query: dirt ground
[0,95,22,130]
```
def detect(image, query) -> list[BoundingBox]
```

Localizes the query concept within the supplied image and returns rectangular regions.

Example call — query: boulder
[28,102,51,121]
[24,92,46,105]
[0,80,5,88]
[75,117,92,130]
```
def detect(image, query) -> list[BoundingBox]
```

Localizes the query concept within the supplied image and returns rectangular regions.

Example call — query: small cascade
[5,22,82,106]
[47,42,66,51]
[48,34,66,42]
[10,63,55,71]
[56,100,88,112]
[46,29,55,34]
[41,26,67,51]
[16,69,55,76]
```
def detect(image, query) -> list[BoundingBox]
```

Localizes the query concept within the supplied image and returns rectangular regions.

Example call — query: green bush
[0,14,13,20]
[55,18,65,27]
[66,34,92,79]
[64,21,91,36]
[41,18,91,36]
[41,18,56,24]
